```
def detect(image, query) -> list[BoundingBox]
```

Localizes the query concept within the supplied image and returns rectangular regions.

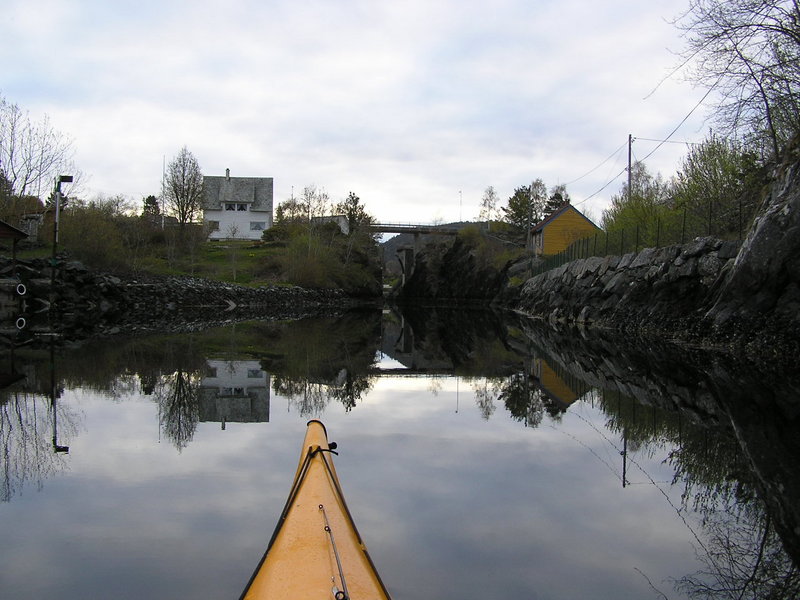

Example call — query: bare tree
[163,146,203,229]
[675,0,800,156]
[301,184,330,220]
[479,186,499,227]
[0,93,78,204]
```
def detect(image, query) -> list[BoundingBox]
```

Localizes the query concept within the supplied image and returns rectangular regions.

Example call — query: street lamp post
[52,175,73,248]
[50,175,73,290]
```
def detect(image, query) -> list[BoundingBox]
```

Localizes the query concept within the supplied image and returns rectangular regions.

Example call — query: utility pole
[161,155,166,229]
[627,134,633,205]
[526,181,533,249]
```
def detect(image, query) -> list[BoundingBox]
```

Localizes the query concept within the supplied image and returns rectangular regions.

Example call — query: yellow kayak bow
[240,420,392,600]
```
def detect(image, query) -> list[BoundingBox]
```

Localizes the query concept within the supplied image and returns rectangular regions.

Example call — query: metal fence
[530,210,747,278]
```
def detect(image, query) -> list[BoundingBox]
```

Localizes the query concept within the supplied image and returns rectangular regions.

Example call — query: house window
[208,220,220,231]
[250,221,266,231]
[247,369,263,378]
[237,203,248,211]
[225,203,236,211]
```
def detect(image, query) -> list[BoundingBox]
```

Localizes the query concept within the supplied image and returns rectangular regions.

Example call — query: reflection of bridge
[367,367,455,377]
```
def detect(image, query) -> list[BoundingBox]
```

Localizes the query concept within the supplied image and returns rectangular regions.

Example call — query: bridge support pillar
[397,247,415,285]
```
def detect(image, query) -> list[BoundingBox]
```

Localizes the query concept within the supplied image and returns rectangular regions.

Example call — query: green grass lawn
[15,240,287,287]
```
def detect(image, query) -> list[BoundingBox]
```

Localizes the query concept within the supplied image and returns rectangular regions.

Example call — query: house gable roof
[0,220,29,241]
[531,203,600,234]
[203,174,273,212]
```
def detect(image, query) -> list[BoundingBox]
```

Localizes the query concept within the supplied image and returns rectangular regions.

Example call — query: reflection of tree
[273,377,330,417]
[155,369,200,451]
[330,370,373,412]
[471,377,503,420]
[0,393,76,501]
[470,372,569,423]
[677,505,800,599]
[472,377,499,421]
[590,388,800,598]
[499,372,544,428]
[273,370,375,416]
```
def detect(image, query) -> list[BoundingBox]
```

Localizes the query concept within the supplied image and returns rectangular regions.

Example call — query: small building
[0,220,29,261]
[310,214,349,235]
[18,213,44,242]
[531,203,601,256]
[202,169,273,240]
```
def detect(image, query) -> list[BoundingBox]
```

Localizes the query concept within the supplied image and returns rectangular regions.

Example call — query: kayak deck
[240,420,391,600]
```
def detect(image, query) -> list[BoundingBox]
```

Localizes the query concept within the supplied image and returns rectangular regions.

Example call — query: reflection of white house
[202,169,274,240]
[199,359,271,424]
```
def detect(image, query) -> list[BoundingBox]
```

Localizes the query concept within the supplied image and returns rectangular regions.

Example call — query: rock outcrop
[705,140,800,337]
[396,236,509,303]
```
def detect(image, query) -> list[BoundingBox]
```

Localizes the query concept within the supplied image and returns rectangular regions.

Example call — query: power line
[635,137,701,145]
[573,164,628,207]
[565,141,628,186]
[637,84,716,164]
[574,72,720,206]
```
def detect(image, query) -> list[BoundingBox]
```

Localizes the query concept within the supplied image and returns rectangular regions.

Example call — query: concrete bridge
[365,222,460,235]
[369,223,462,285]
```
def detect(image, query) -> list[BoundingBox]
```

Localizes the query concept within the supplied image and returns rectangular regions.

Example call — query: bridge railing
[367,222,461,234]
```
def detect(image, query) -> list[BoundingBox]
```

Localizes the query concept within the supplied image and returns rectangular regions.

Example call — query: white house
[202,169,273,240]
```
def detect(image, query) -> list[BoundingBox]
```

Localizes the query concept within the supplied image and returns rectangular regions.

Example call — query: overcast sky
[1,0,707,224]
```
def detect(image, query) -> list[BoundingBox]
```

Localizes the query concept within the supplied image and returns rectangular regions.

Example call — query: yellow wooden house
[531,203,601,256]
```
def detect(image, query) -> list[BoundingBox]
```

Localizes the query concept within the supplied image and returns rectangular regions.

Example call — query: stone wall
[516,237,740,331]
[1,257,354,338]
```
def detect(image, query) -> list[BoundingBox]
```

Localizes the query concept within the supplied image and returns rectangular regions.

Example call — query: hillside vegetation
[13,199,382,296]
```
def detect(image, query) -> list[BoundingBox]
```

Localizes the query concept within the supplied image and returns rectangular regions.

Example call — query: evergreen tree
[502,179,548,231]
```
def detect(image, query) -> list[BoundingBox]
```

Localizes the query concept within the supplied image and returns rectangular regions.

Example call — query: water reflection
[513,320,800,598]
[0,307,798,598]
[0,340,76,501]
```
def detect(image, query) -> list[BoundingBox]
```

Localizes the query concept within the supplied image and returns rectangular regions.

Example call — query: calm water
[1,308,798,599]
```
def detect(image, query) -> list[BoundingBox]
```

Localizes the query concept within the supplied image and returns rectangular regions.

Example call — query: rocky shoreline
[2,143,798,355]
[0,257,366,339]
[510,142,800,361]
